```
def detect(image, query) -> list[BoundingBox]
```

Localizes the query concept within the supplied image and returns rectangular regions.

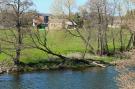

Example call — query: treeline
[52,0,135,55]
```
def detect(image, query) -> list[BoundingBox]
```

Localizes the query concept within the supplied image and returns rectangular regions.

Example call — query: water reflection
[0,67,118,89]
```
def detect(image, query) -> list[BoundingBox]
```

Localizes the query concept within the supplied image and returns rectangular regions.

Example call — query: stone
[92,62,106,68]
[0,67,3,74]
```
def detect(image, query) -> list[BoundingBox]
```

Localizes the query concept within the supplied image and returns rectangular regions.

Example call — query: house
[108,17,122,28]
[49,19,77,30]
[33,13,77,30]
[65,21,77,29]
[33,13,51,30]
[49,19,65,29]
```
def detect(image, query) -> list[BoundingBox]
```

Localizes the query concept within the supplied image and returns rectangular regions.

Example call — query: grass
[0,53,10,62]
[0,28,132,63]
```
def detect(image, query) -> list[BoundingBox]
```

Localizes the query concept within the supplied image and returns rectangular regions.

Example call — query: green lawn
[0,28,131,63]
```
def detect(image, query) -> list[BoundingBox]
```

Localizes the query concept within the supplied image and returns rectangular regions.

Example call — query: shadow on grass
[18,57,113,72]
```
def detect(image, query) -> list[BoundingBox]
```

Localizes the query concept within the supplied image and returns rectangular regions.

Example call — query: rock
[92,62,106,68]
[11,66,19,72]
[0,67,3,74]
[6,69,9,74]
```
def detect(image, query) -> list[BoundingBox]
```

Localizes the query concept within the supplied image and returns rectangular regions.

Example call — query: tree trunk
[126,33,133,50]
[14,0,22,66]
[104,28,109,53]
[111,30,115,52]
[14,26,22,66]
[133,33,135,47]
[120,29,124,52]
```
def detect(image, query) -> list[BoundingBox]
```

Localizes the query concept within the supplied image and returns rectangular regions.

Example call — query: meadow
[0,28,131,64]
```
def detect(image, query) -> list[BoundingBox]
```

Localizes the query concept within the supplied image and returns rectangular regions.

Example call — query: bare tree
[50,0,64,16]
[0,0,33,66]
[51,0,76,18]
[29,30,69,64]
[67,0,133,56]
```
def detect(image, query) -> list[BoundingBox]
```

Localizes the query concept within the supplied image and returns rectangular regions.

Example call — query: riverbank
[0,57,114,74]
[1,51,130,74]
[112,49,135,89]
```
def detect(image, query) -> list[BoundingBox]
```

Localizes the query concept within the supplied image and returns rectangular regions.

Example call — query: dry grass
[116,50,135,89]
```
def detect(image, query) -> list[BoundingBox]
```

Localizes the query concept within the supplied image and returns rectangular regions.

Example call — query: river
[0,67,118,89]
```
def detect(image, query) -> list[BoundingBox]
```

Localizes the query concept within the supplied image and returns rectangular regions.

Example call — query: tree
[73,13,84,28]
[50,0,134,57]
[29,31,69,64]
[50,0,64,16]
[51,0,76,18]
[77,0,112,55]
[116,0,135,50]
[0,0,33,67]
[69,0,131,55]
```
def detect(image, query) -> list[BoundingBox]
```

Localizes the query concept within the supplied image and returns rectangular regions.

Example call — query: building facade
[33,13,77,30]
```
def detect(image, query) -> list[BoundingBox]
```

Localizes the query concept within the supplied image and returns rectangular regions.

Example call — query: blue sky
[32,0,87,13]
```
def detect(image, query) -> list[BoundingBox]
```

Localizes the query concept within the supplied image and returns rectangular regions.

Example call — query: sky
[32,0,87,13]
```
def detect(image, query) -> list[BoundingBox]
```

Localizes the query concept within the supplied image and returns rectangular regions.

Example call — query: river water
[0,67,118,89]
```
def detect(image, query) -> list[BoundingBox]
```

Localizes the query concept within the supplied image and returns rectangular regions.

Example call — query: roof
[66,21,77,25]
[37,13,52,16]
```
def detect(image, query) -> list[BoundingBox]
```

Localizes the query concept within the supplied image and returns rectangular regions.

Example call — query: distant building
[49,19,65,29]
[65,21,77,29]
[49,19,77,30]
[33,13,77,30]
[108,17,121,28]
[33,13,51,29]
